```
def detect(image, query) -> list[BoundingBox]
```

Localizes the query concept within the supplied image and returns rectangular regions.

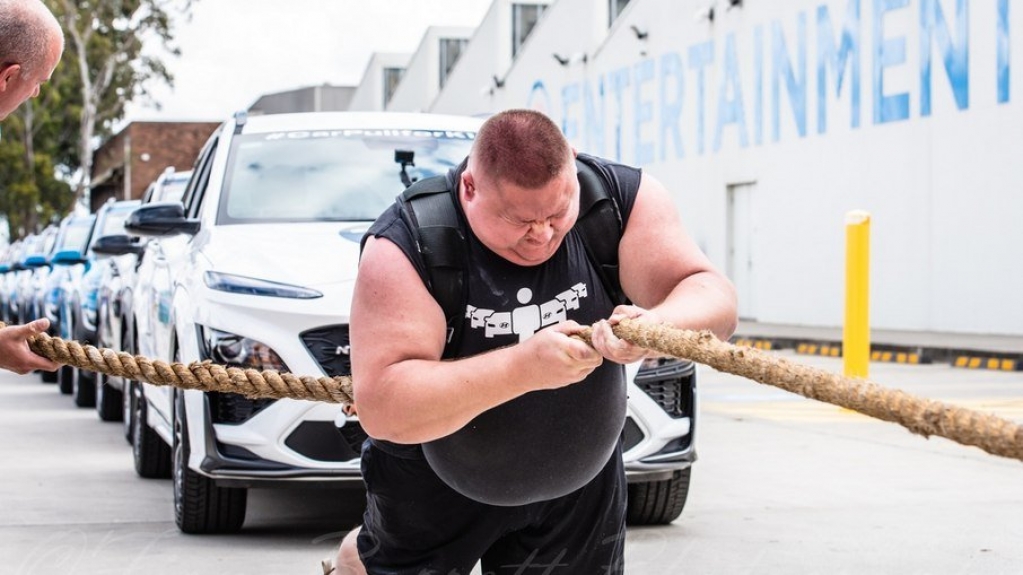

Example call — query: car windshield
[219,128,475,223]
[156,175,190,203]
[58,219,93,252]
[98,206,137,237]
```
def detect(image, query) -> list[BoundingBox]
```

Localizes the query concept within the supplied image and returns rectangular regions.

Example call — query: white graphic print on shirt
[465,283,588,342]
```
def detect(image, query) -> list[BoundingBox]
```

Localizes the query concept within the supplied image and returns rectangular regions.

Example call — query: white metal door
[727,182,757,320]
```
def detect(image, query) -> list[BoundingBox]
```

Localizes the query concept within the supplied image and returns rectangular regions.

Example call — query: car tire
[123,326,138,442]
[626,468,692,526]
[173,389,247,533]
[72,366,97,408]
[132,385,171,479]
[57,364,74,394]
[95,372,123,422]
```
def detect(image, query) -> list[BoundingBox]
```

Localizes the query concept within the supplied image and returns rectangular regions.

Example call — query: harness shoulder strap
[574,156,627,306]
[396,176,467,355]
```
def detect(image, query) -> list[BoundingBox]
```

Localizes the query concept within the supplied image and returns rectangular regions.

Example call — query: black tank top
[364,156,641,505]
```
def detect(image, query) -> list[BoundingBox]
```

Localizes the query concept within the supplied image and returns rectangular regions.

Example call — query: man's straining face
[460,162,581,267]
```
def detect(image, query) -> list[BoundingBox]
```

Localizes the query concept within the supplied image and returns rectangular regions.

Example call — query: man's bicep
[350,237,447,376]
[617,173,716,307]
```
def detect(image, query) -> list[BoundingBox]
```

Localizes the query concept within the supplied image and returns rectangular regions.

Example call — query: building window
[439,38,468,89]
[512,4,546,58]
[382,67,404,108]
[609,0,631,26]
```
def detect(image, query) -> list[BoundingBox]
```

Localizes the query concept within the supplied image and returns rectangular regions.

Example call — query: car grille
[208,391,275,424]
[284,421,366,462]
[634,359,695,419]
[300,324,352,377]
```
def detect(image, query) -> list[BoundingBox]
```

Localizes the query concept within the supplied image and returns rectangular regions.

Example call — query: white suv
[124,111,698,533]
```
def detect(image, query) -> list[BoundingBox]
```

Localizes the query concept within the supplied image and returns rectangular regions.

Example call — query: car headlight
[203,271,322,299]
[200,326,290,372]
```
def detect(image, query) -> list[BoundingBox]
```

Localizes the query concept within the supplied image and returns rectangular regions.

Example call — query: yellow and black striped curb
[732,337,774,351]
[793,343,929,365]
[870,349,925,365]
[952,356,1021,371]
[795,342,842,358]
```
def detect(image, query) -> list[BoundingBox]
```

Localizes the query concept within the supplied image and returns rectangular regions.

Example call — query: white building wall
[443,0,1022,337]
[348,53,411,112]
[431,0,553,116]
[386,26,475,112]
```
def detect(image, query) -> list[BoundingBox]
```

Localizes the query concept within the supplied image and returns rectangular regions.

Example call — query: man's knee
[329,527,366,575]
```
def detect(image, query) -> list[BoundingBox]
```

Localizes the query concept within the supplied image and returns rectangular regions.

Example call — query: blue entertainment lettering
[561,83,581,142]
[584,76,606,156]
[714,33,749,151]
[688,41,715,155]
[816,0,861,133]
[609,67,631,162]
[634,58,656,165]
[772,14,809,141]
[755,26,765,145]
[526,0,1006,162]
[873,0,911,124]
[920,0,969,116]
[998,0,1010,104]
[659,52,685,160]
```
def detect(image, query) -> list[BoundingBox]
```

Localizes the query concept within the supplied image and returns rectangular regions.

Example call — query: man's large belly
[422,362,627,506]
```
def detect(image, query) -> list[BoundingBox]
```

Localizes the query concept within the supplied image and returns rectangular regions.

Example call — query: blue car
[42,214,97,386]
[63,200,141,407]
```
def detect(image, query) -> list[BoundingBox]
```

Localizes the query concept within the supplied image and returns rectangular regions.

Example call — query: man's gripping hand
[519,320,603,391]
[590,305,660,365]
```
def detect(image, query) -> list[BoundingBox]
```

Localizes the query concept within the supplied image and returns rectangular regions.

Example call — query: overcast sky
[123,0,492,123]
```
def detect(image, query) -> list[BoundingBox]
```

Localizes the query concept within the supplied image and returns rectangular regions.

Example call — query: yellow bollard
[843,210,871,379]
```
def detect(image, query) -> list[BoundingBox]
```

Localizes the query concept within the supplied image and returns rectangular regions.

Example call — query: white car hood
[200,222,369,288]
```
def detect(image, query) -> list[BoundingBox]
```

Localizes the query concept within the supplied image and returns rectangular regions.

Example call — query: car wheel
[626,468,692,526]
[57,364,74,394]
[95,372,123,422]
[122,326,138,442]
[57,311,74,394]
[173,389,247,533]
[72,365,97,408]
[131,384,171,479]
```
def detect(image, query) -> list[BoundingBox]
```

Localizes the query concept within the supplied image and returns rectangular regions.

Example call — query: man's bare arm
[591,172,738,362]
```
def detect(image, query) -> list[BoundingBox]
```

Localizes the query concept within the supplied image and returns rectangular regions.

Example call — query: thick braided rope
[9,320,1023,462]
[13,323,354,404]
[583,319,1023,463]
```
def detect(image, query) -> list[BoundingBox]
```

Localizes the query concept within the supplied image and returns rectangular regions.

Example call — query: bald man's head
[0,0,64,120]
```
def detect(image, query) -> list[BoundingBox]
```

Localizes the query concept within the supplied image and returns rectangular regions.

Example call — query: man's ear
[0,64,21,91]
[462,171,477,201]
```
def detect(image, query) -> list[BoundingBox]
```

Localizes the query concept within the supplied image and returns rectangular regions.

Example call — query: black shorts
[357,439,626,575]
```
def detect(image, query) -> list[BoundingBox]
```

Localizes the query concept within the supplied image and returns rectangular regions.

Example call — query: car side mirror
[125,202,200,238]
[23,254,50,269]
[91,234,145,256]
[51,249,87,266]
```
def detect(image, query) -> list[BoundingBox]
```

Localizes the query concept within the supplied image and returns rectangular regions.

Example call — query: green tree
[49,0,194,204]
[0,61,78,239]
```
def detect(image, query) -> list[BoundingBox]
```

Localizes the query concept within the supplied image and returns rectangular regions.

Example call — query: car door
[146,135,220,428]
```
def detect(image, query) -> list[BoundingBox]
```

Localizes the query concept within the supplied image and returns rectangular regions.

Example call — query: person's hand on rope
[590,305,660,364]
[521,320,604,391]
[0,319,60,375]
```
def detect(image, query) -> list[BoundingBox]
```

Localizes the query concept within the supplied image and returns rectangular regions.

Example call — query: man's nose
[527,220,553,241]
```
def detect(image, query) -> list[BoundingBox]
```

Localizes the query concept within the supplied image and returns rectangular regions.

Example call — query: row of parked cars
[0,111,700,534]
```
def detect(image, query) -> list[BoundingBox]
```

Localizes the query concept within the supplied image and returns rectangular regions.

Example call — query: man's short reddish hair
[471,109,572,190]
